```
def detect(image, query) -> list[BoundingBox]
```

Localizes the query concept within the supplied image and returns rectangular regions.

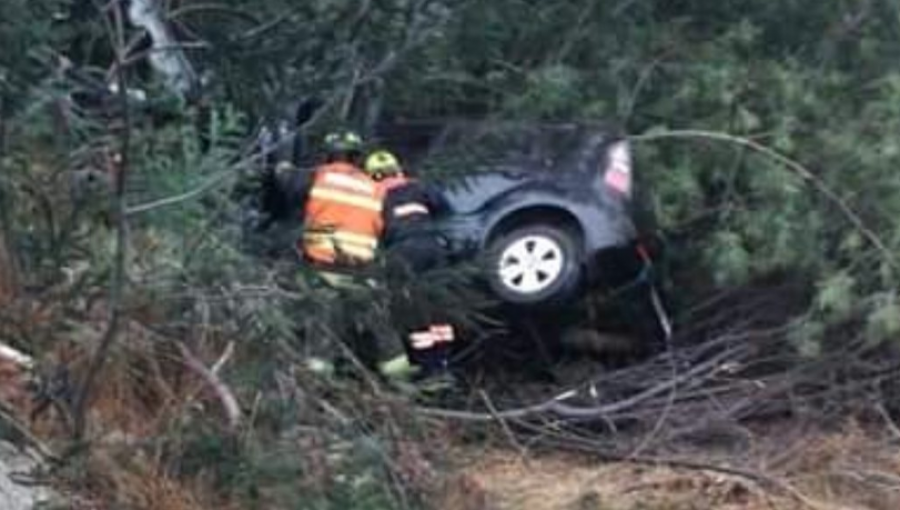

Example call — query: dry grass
[77,449,212,510]
[454,450,783,510]
[0,297,236,510]
[50,345,238,510]
[457,448,795,510]
[774,422,900,510]
[450,421,900,510]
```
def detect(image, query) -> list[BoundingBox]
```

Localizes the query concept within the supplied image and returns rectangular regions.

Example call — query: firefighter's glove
[378,355,418,381]
[304,357,335,376]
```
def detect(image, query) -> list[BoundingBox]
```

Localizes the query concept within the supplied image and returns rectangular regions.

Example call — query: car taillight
[603,140,632,197]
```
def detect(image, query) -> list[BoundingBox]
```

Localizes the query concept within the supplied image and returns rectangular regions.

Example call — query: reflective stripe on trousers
[303,231,378,261]
[409,324,456,350]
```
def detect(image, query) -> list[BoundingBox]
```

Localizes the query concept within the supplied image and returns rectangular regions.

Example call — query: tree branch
[418,344,740,422]
[72,1,132,442]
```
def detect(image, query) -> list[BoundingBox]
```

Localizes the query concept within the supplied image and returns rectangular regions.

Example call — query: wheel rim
[497,235,565,295]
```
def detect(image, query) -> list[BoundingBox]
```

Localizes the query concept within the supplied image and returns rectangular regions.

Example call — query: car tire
[486,224,582,306]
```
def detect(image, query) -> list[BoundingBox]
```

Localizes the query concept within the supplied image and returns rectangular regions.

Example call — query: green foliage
[704,231,751,287]
[0,0,67,104]
[865,292,900,347]
[815,271,857,320]
[171,374,427,510]
[503,65,585,120]
[789,318,825,359]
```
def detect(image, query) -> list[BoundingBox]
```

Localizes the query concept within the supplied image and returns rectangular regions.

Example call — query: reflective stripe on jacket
[393,203,430,218]
[301,162,386,264]
[380,175,432,220]
[381,177,447,247]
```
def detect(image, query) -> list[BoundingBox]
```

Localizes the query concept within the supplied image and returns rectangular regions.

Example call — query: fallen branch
[418,342,742,422]
[478,390,527,458]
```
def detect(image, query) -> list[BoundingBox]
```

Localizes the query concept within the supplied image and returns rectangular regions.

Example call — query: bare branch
[478,390,528,458]
[418,344,741,422]
[176,341,242,431]
[125,169,234,215]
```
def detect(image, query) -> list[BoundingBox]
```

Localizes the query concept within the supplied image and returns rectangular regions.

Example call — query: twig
[621,54,668,125]
[551,0,599,63]
[167,3,258,24]
[176,341,242,431]
[875,402,900,441]
[418,345,739,421]
[211,341,235,375]
[626,329,680,459]
[126,169,235,215]
[478,390,528,458]
[241,391,263,443]
[119,41,212,69]
[234,11,296,41]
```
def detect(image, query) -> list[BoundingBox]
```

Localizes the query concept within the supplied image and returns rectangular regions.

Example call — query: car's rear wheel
[486,224,582,305]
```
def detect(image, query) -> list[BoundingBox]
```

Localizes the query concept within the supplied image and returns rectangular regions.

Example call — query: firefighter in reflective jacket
[364,150,457,383]
[300,132,384,265]
[279,131,416,380]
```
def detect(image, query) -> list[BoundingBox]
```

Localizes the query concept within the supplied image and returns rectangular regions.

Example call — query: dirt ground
[445,451,790,510]
[439,422,900,510]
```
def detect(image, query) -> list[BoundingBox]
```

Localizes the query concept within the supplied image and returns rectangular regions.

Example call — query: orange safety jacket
[301,162,388,264]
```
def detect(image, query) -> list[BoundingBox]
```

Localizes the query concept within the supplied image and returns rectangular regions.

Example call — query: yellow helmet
[365,150,401,177]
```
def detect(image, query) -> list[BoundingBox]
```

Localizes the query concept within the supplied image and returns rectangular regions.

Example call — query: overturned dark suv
[254,115,671,346]
[379,121,671,343]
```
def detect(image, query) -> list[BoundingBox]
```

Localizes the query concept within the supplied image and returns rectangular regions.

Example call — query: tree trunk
[0,230,16,306]
[0,96,17,305]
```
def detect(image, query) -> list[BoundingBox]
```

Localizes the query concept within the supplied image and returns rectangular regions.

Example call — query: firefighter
[364,150,457,386]
[299,130,380,265]
[259,131,416,382]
